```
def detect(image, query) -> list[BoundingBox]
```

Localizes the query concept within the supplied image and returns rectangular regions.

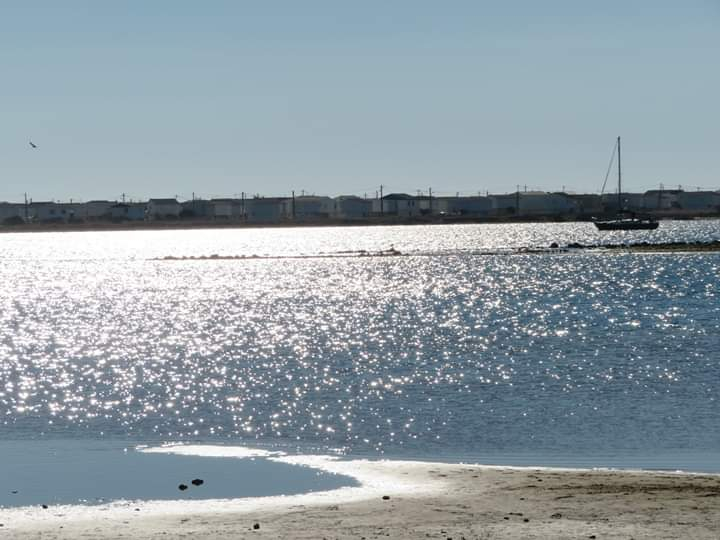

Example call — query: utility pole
[428,187,432,214]
[24,193,28,221]
[291,190,296,220]
[241,191,245,221]
[380,185,384,216]
[122,193,126,204]
[516,185,520,216]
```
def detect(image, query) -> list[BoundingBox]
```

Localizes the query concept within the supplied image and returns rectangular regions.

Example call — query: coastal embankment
[2,458,719,539]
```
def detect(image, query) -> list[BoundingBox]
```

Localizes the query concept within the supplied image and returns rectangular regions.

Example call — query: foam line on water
[138,443,284,459]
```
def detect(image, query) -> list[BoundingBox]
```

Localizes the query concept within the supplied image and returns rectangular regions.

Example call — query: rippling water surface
[1,223,719,472]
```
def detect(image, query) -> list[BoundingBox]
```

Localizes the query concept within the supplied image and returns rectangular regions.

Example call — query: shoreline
[2,449,719,539]
[1,215,718,235]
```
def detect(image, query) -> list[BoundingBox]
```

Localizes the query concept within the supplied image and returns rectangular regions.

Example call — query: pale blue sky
[1,1,718,202]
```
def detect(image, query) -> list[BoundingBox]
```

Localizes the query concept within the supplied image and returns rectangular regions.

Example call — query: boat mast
[617,136,622,212]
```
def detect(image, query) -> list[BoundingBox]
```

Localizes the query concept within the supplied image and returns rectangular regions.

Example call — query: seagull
[29,140,37,149]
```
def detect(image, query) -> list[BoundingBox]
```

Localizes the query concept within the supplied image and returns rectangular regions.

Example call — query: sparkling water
[1,223,719,496]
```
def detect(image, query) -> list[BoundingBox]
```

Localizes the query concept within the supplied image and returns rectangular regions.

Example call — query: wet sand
[2,457,719,539]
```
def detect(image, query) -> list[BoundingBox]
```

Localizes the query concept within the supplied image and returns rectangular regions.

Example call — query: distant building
[490,192,578,217]
[57,202,83,221]
[244,197,287,223]
[0,202,25,223]
[641,190,681,211]
[82,200,114,221]
[110,203,146,221]
[676,191,720,212]
[208,198,245,220]
[333,196,372,219]
[600,192,645,213]
[435,196,492,216]
[372,193,419,217]
[147,198,181,220]
[27,201,63,222]
[566,194,603,216]
[181,199,213,219]
[283,196,334,220]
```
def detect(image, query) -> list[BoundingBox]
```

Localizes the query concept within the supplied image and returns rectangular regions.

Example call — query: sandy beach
[1,453,719,540]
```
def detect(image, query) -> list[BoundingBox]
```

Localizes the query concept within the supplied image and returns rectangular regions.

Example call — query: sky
[1,1,718,202]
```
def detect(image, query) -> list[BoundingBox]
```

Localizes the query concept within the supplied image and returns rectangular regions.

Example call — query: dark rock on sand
[191,478,204,486]
[253,523,260,530]
[178,484,188,491]
[382,495,391,500]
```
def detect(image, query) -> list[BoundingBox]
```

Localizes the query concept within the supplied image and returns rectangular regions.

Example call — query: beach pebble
[178,484,188,491]
[191,478,204,486]
[551,512,562,519]
[253,523,260,530]
[550,242,559,248]
[42,504,48,509]
[382,495,390,500]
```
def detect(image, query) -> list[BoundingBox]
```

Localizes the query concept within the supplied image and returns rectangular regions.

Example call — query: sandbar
[1,451,719,539]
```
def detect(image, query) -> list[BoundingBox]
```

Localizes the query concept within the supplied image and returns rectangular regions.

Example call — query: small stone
[523,518,529,522]
[253,523,260,530]
[11,491,18,494]
[178,484,188,491]
[382,495,390,500]
[191,478,204,486]
[550,242,559,248]
[551,512,562,519]
[42,504,48,509]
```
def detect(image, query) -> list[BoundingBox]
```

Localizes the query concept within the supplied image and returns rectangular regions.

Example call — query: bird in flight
[29,140,37,149]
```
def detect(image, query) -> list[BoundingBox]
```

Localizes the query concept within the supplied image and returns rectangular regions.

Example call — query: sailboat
[593,136,659,231]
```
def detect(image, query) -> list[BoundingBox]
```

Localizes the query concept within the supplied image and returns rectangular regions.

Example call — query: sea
[1,221,719,507]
